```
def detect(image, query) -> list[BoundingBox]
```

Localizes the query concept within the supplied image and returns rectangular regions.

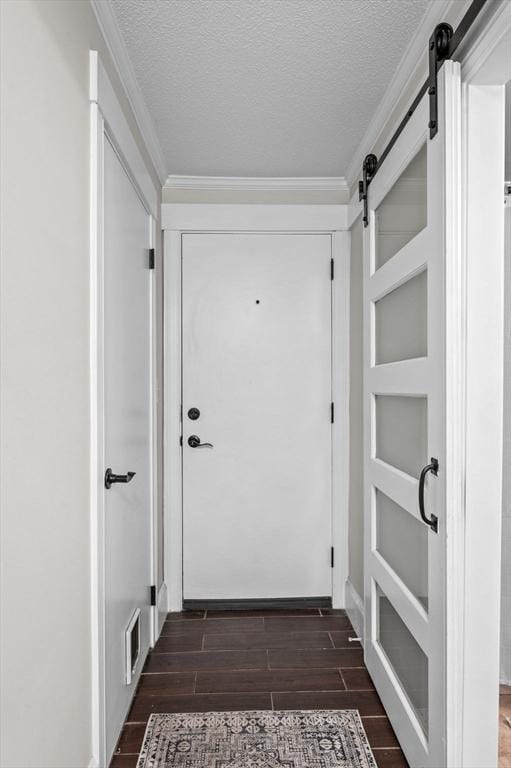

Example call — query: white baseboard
[157,582,168,639]
[500,655,511,687]
[157,582,168,611]
[88,757,99,768]
[345,578,364,647]
[167,587,183,613]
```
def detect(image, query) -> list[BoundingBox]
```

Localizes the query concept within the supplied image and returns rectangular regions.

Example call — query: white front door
[363,63,460,767]
[182,233,332,601]
[104,138,152,761]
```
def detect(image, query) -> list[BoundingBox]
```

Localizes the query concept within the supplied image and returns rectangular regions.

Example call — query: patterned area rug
[136,710,377,767]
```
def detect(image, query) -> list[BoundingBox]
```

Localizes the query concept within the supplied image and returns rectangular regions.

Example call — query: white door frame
[163,205,350,611]
[454,4,511,765]
[89,51,160,768]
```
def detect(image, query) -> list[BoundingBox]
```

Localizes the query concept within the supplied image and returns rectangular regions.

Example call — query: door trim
[89,51,160,768]
[163,216,350,612]
[454,7,511,763]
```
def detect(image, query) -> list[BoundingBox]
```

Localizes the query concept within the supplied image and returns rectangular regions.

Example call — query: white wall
[0,2,161,766]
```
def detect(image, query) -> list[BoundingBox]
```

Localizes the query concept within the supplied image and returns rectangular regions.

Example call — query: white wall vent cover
[125,608,141,685]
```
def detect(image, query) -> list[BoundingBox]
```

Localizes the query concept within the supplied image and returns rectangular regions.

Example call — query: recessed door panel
[375,395,428,479]
[375,144,428,270]
[377,585,429,734]
[376,490,428,609]
[375,269,428,365]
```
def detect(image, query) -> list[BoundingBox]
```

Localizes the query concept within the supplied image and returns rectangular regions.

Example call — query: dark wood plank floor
[111,608,408,767]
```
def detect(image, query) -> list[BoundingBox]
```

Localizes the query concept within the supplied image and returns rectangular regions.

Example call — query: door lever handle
[104,468,136,489]
[188,435,214,449]
[418,457,438,532]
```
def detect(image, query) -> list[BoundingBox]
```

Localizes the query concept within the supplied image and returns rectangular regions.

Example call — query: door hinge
[148,248,155,269]
[330,547,334,568]
[330,258,334,281]
[331,402,334,424]
[180,435,183,447]
[150,585,156,606]
[428,23,453,138]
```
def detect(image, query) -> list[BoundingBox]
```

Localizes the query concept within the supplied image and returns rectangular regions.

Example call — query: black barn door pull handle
[105,468,136,489]
[418,457,439,532]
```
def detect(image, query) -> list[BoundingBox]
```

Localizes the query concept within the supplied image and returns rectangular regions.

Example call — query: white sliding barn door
[363,62,460,767]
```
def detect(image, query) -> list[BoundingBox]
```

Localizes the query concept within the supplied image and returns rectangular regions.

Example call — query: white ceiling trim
[90,0,168,184]
[460,0,511,83]
[346,0,465,187]
[164,175,350,193]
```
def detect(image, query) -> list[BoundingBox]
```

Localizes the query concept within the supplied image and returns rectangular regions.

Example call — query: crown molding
[90,0,167,184]
[346,0,469,188]
[460,0,511,83]
[164,175,350,193]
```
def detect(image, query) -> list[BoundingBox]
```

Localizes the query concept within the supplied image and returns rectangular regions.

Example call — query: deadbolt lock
[188,407,200,421]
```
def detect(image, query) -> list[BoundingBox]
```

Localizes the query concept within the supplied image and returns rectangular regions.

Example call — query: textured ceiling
[111,0,430,178]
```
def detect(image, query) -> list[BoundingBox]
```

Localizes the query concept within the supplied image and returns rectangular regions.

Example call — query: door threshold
[183,596,332,611]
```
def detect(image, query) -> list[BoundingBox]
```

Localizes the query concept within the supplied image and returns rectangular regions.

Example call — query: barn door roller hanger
[359,0,486,227]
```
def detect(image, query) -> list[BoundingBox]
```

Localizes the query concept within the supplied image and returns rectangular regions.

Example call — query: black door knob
[105,468,136,489]
[188,435,213,449]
